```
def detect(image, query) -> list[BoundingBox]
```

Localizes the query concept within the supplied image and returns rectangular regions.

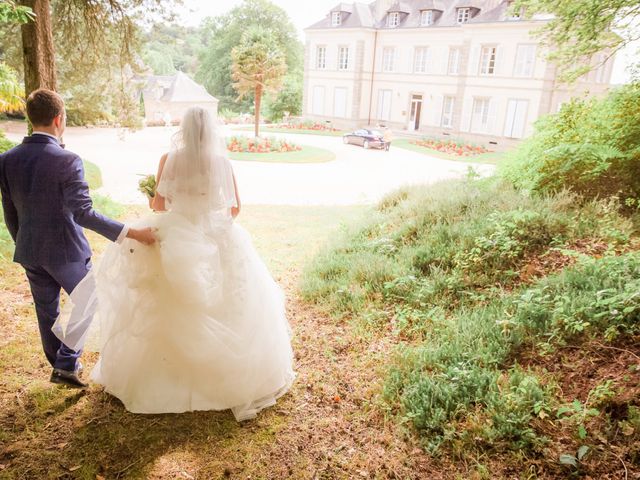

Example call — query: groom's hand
[126,227,157,246]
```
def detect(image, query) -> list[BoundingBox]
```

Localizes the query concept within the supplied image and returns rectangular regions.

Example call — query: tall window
[479,46,497,75]
[504,99,528,138]
[457,7,471,24]
[420,10,433,26]
[448,47,461,75]
[331,11,342,26]
[377,89,392,121]
[414,47,428,74]
[387,12,400,27]
[471,98,491,133]
[514,44,536,77]
[338,46,349,70]
[441,96,455,128]
[382,47,395,72]
[316,46,326,70]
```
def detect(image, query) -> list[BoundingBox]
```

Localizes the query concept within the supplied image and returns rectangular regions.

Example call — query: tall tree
[231,27,286,137]
[198,0,302,111]
[514,0,640,82]
[13,0,181,112]
[18,0,56,94]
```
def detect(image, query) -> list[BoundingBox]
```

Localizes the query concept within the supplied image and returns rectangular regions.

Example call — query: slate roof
[145,72,218,104]
[306,0,522,30]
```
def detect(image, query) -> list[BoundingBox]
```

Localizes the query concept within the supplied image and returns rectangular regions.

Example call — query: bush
[501,83,640,207]
[0,130,14,153]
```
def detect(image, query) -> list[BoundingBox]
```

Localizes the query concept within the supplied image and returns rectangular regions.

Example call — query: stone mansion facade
[303,0,614,147]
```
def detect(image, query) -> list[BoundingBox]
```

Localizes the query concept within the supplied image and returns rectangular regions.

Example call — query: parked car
[343,129,386,149]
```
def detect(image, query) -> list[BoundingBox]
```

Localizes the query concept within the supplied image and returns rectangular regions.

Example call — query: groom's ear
[53,113,64,129]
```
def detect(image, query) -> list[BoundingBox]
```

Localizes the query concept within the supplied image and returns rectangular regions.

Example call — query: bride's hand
[231,206,240,218]
[127,227,157,246]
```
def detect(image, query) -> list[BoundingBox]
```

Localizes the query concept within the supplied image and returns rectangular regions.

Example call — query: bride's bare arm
[152,153,168,212]
[231,172,241,218]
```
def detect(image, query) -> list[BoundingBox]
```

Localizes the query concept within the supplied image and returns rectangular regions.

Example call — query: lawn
[393,138,507,164]
[228,145,335,163]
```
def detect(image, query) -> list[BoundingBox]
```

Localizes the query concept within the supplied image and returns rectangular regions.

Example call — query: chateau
[303,0,614,147]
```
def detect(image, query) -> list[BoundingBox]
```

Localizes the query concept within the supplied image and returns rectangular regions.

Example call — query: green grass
[83,159,102,190]
[302,177,638,456]
[228,145,336,163]
[393,138,506,165]
[237,126,347,137]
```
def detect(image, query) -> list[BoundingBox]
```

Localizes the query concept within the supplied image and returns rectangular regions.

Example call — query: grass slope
[302,178,640,477]
[228,145,335,163]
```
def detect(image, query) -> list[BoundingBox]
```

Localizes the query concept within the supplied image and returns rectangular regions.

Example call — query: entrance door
[409,94,423,130]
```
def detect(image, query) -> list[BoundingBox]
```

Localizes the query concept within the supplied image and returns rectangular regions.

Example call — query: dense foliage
[142,23,203,76]
[501,83,640,208]
[196,0,303,113]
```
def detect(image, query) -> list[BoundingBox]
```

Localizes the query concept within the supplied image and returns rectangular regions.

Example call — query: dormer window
[331,11,342,26]
[456,7,471,24]
[387,12,400,28]
[420,10,433,26]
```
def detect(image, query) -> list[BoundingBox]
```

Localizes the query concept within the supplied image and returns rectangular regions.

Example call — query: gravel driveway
[3,123,494,205]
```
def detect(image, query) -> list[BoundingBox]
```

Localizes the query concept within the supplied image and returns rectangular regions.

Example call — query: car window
[355,130,367,135]
[369,130,382,137]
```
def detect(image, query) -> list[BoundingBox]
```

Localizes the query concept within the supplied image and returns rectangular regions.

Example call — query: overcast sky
[178,0,637,84]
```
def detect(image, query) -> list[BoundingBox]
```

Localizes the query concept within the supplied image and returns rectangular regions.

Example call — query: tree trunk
[254,83,262,138]
[19,0,56,97]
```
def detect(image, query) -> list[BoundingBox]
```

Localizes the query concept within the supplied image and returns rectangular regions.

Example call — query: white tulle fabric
[54,108,295,421]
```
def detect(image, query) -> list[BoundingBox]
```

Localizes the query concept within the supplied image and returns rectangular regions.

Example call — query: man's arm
[62,156,155,245]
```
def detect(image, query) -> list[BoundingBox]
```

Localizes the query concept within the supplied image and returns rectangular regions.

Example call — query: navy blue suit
[0,134,124,371]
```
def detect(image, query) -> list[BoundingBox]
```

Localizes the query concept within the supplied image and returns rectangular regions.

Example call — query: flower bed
[226,136,302,154]
[410,138,491,157]
[275,121,341,133]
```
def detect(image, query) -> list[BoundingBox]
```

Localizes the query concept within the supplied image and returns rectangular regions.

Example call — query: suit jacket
[0,134,124,265]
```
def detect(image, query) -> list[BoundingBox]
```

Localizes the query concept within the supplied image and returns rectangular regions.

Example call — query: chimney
[372,0,394,22]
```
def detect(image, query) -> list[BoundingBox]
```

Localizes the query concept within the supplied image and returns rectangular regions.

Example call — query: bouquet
[138,174,156,198]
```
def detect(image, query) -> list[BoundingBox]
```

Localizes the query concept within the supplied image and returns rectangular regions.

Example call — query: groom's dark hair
[26,89,65,127]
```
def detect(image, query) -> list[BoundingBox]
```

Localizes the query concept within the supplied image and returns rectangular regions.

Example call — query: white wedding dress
[56,109,295,421]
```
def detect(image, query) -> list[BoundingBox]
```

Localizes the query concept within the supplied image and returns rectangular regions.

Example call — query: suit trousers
[21,259,91,371]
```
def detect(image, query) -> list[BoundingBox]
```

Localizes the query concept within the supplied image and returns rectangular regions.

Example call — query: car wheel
[343,136,349,144]
[363,140,370,149]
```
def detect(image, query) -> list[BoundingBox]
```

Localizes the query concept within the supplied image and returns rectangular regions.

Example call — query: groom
[0,88,156,388]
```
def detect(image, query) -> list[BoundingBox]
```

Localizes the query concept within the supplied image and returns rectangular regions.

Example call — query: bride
[59,107,295,421]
